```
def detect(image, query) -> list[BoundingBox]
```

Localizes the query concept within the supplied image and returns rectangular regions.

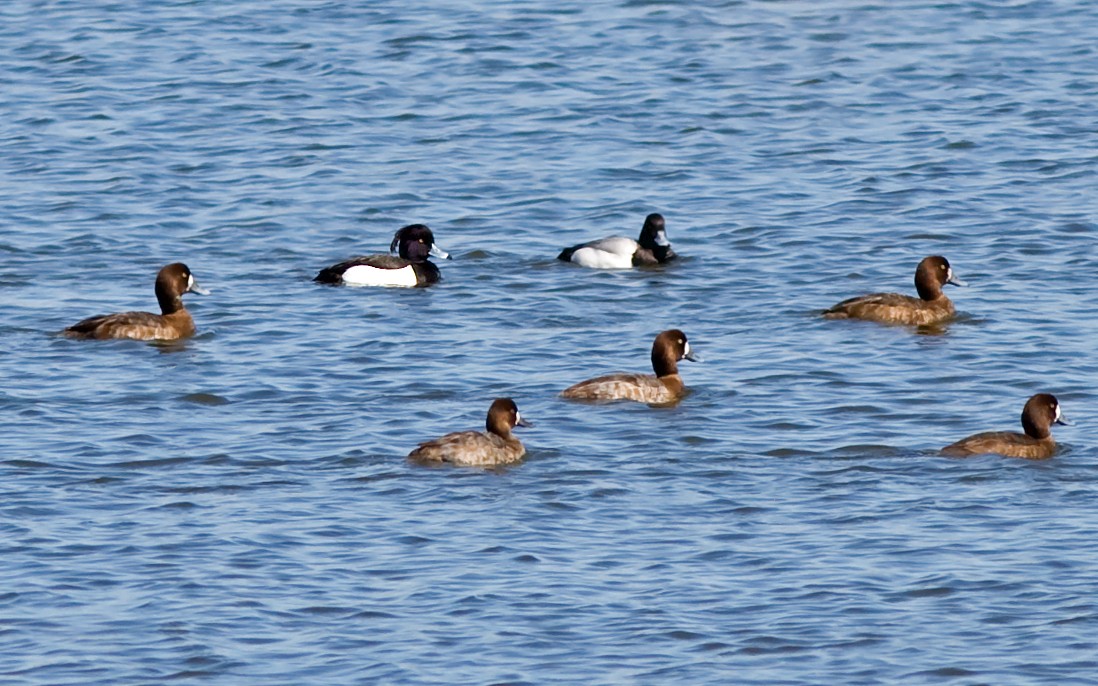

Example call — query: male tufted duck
[824,255,966,326]
[62,262,209,341]
[941,393,1072,459]
[408,398,532,467]
[558,213,675,269]
[315,224,450,287]
[561,329,698,404]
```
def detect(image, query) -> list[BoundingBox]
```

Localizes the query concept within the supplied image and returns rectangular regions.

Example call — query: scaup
[315,224,450,287]
[408,398,532,467]
[941,393,1072,459]
[557,213,675,269]
[62,262,209,341]
[824,255,966,326]
[561,329,698,404]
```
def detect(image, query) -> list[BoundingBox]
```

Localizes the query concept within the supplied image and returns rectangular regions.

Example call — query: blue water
[3,1,1098,683]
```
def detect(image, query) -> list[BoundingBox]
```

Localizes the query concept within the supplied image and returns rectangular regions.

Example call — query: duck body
[62,262,209,341]
[825,292,955,326]
[941,431,1056,459]
[64,309,197,341]
[409,428,526,466]
[315,255,439,287]
[561,372,686,404]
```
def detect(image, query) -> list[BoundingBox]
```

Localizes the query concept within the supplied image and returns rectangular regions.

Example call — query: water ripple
[2,0,1098,684]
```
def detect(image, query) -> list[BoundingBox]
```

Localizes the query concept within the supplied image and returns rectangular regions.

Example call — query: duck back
[561,372,683,404]
[941,431,1056,459]
[409,430,525,466]
[63,310,196,341]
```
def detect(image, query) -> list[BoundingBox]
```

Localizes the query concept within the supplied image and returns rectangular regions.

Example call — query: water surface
[3,1,1098,683]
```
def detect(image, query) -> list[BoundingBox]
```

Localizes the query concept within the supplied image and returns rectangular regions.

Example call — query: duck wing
[62,311,166,340]
[823,292,920,318]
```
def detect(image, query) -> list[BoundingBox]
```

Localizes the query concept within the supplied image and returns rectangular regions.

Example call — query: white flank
[341,264,418,287]
[571,237,638,269]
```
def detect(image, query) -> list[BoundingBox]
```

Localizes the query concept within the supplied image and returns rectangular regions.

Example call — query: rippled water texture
[3,1,1098,683]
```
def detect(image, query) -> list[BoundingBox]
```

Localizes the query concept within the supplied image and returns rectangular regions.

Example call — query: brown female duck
[409,398,531,467]
[824,255,966,326]
[561,329,698,404]
[941,393,1072,459]
[62,262,209,341]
